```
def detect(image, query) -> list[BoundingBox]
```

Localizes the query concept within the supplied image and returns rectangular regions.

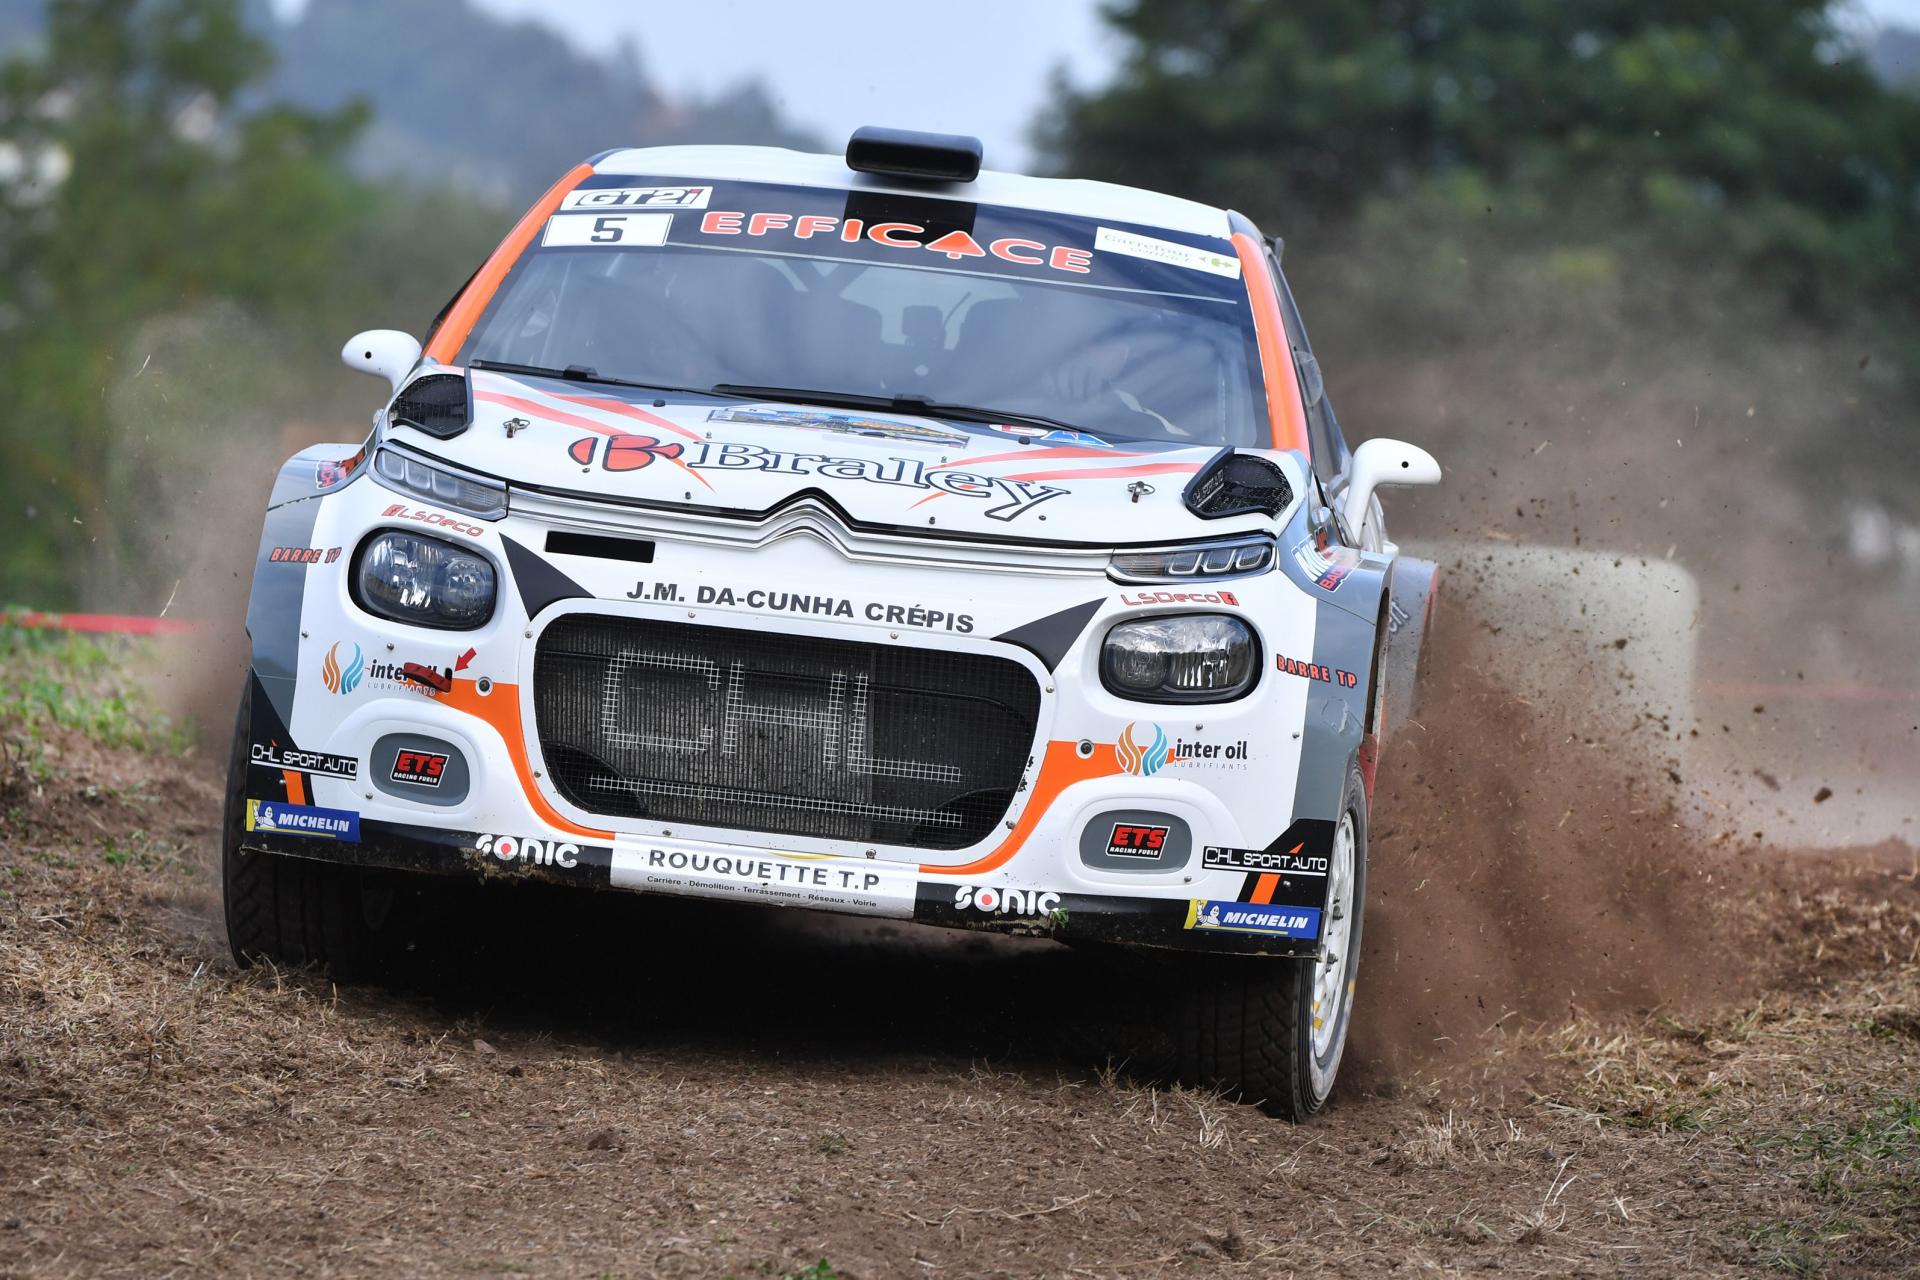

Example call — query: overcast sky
[281,0,1920,170]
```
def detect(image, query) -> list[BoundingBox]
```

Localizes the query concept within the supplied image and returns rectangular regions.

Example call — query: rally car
[224,127,1441,1119]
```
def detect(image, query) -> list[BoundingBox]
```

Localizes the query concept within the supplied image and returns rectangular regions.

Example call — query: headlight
[354,531,496,630]
[1109,535,1273,584]
[371,446,507,520]
[1101,615,1258,703]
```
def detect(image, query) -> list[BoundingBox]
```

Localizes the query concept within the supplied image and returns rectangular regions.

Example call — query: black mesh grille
[390,374,469,438]
[533,615,1042,850]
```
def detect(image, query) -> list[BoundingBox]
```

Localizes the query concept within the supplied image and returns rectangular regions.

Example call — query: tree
[1039,0,1920,309]
[0,0,494,608]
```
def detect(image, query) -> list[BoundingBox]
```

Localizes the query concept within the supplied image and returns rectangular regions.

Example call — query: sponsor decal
[560,184,713,210]
[708,405,968,449]
[478,833,579,869]
[1387,599,1413,636]
[1105,822,1170,860]
[268,546,341,565]
[251,741,357,779]
[321,641,364,695]
[323,644,474,700]
[988,423,1113,449]
[1114,721,1172,776]
[315,446,367,488]
[683,441,1066,522]
[381,503,483,538]
[609,838,917,917]
[245,799,359,842]
[1203,844,1329,875]
[1094,226,1242,279]
[1115,721,1249,775]
[1185,899,1320,939]
[541,211,673,247]
[569,432,684,472]
[953,885,1063,916]
[699,209,1095,275]
[622,580,974,633]
[1292,539,1354,592]
[1118,588,1240,607]
[390,749,449,787]
[1275,655,1360,688]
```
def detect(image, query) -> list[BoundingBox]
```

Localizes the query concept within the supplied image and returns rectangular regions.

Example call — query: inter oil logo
[321,641,365,695]
[1114,721,1171,777]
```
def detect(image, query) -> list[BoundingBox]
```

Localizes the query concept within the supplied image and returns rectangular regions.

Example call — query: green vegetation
[0,623,191,760]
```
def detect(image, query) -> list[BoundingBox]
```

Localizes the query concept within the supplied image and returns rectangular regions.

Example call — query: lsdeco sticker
[245,800,360,842]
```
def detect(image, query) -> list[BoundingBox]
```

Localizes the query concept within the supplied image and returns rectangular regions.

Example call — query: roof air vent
[389,373,470,440]
[846,126,983,183]
[1185,453,1294,520]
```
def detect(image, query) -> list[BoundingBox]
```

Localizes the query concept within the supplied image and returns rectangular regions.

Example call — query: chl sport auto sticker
[251,742,357,780]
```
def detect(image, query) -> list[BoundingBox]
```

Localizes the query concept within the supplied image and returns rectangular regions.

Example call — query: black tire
[221,679,407,980]
[1175,761,1368,1121]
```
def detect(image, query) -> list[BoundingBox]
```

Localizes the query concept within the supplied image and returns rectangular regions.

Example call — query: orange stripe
[1231,231,1311,455]
[543,391,705,442]
[438,678,613,840]
[1251,872,1279,905]
[282,770,306,806]
[425,162,595,363]
[921,739,1116,877]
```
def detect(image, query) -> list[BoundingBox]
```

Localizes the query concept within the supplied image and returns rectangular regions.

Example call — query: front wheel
[1174,763,1367,1120]
[221,678,411,980]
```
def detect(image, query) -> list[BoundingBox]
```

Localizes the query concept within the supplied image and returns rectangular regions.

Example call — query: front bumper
[240,472,1366,960]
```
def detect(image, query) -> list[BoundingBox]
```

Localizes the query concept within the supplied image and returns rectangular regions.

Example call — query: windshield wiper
[711,384,1094,440]
[469,359,732,401]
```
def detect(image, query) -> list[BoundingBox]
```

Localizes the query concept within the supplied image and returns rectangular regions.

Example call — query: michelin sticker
[1095,226,1242,279]
[1185,899,1320,939]
[542,212,673,247]
[610,837,916,917]
[245,799,360,842]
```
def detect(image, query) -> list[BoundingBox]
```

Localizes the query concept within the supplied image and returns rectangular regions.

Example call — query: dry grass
[2,661,1917,1276]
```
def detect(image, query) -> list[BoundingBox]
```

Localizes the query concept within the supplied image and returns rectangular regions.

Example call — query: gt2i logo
[1106,822,1169,859]
[699,210,1095,275]
[687,441,1065,521]
[478,834,579,869]
[1275,655,1359,688]
[569,433,684,472]
[390,749,448,787]
[953,885,1062,917]
[381,503,483,538]
[321,641,364,695]
[561,185,713,210]
[268,546,340,565]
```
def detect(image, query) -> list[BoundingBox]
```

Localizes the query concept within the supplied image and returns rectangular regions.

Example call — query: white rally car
[225,128,1440,1118]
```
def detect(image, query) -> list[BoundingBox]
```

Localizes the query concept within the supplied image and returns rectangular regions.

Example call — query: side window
[1267,256,1348,485]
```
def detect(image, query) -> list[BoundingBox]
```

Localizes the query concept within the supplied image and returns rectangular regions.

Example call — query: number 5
[591,216,625,243]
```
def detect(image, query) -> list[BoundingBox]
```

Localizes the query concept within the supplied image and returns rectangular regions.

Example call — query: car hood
[383,369,1281,546]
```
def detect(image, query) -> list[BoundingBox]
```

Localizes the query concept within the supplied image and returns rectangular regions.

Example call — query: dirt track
[3,653,1916,1277]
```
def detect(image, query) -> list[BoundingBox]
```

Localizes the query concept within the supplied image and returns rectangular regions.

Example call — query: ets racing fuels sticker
[390,749,449,787]
[1105,822,1170,860]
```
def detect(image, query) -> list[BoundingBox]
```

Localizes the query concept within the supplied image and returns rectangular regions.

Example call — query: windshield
[455,178,1267,448]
